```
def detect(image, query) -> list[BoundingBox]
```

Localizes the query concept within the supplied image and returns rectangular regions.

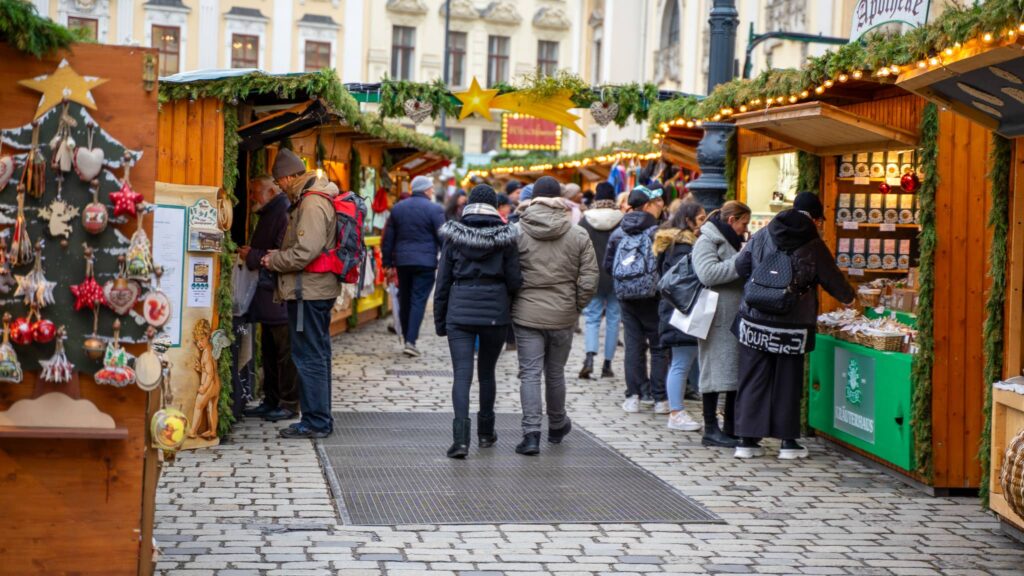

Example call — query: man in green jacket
[261,148,340,439]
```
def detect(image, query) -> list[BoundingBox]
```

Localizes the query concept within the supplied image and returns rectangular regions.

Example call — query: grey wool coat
[692,220,745,393]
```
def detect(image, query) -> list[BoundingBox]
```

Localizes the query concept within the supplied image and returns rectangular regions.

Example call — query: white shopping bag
[669,289,719,340]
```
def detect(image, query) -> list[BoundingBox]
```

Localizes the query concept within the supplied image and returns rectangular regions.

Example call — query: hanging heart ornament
[590,101,619,127]
[74,123,105,182]
[403,98,433,124]
[104,279,141,315]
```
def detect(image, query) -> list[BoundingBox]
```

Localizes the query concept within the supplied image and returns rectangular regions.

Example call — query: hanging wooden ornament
[403,98,433,124]
[70,245,106,311]
[126,212,154,280]
[49,102,77,173]
[110,155,143,218]
[142,266,171,328]
[14,242,56,309]
[82,179,109,235]
[73,123,105,182]
[39,175,80,245]
[135,328,163,391]
[83,306,104,361]
[95,319,136,387]
[10,185,33,266]
[0,237,15,294]
[19,123,46,199]
[103,255,141,316]
[0,313,23,383]
[590,101,618,127]
[40,326,74,384]
[0,141,14,190]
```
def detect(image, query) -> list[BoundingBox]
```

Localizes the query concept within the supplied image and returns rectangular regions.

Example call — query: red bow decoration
[111,181,143,218]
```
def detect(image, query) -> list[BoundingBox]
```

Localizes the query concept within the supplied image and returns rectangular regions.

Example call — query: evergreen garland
[0,0,84,57]
[470,140,657,173]
[910,103,939,479]
[980,133,1011,505]
[215,104,240,438]
[725,130,738,200]
[797,151,821,193]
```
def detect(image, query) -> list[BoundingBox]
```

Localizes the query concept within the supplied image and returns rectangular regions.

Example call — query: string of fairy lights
[461,150,662,187]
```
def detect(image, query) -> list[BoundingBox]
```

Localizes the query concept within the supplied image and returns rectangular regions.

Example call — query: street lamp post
[439,0,451,134]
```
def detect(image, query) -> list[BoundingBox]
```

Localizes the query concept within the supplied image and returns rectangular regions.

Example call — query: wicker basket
[857,330,904,352]
[817,323,842,338]
[1000,426,1024,521]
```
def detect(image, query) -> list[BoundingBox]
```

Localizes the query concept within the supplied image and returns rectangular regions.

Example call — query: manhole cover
[316,412,722,526]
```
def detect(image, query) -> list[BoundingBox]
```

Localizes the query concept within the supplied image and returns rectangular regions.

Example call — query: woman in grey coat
[691,200,752,448]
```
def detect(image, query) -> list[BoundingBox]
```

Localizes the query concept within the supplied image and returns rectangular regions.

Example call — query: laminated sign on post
[501,114,562,151]
[834,347,876,443]
[850,0,931,41]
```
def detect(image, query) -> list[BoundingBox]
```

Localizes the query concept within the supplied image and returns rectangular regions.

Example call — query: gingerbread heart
[74,147,105,182]
[0,156,13,190]
[103,279,141,315]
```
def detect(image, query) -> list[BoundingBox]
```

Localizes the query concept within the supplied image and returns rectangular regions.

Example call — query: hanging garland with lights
[464,140,659,185]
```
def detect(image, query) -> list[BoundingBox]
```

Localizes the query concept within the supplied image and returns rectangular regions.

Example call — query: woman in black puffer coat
[434,185,523,459]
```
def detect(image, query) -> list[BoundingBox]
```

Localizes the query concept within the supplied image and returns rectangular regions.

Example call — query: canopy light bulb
[815,86,825,94]
[838,74,849,82]
[800,90,809,98]
[918,60,927,68]
[739,105,747,112]
[686,121,694,128]
[824,79,834,87]
[984,33,994,42]
[929,57,940,66]
[890,65,900,74]
[852,70,863,79]
[945,47,954,56]
[713,114,722,121]
[788,95,797,103]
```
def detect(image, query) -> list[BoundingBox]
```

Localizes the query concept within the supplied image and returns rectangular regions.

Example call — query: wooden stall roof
[661,125,703,171]
[731,101,918,155]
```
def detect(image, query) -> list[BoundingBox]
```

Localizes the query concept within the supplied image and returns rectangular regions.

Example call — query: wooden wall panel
[156,98,224,188]
[737,127,794,156]
[844,95,925,136]
[1005,140,1024,378]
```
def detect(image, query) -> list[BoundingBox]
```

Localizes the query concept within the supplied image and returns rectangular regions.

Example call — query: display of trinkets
[70,245,106,311]
[103,255,141,316]
[0,314,23,383]
[39,326,74,384]
[95,320,135,387]
[14,242,55,308]
[81,179,108,235]
[126,213,154,280]
[73,123,105,182]
[142,266,171,328]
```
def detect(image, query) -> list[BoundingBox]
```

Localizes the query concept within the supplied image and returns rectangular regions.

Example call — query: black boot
[548,418,572,444]
[722,391,739,439]
[515,432,541,455]
[701,392,739,448]
[601,359,615,378]
[477,412,497,448]
[446,418,471,459]
[579,353,595,379]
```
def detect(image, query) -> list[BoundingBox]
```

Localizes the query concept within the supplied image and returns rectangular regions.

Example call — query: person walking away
[562,182,584,225]
[240,176,299,422]
[513,176,598,455]
[434,185,522,458]
[654,201,706,431]
[691,200,751,447]
[578,182,623,379]
[605,186,669,415]
[261,149,340,439]
[733,193,855,459]
[382,175,445,357]
[444,190,467,222]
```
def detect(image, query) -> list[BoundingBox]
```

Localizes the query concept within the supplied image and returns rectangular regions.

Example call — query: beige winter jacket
[512,197,599,330]
[266,172,342,302]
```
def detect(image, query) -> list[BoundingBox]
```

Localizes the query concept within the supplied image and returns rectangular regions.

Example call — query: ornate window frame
[297,18,339,72]
[224,11,268,70]
[144,2,190,69]
[59,0,111,44]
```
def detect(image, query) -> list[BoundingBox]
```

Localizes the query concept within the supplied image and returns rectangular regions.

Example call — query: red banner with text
[502,114,562,151]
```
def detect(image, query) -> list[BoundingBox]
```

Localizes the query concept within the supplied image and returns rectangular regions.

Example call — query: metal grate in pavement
[316,412,722,526]
[386,369,454,378]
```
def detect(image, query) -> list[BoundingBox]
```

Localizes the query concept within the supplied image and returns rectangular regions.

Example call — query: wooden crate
[990,389,1024,531]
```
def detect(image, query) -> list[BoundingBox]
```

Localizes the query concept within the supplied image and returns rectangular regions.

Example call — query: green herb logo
[844,358,864,405]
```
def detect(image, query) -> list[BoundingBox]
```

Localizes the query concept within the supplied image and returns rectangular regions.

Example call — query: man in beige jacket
[512,176,599,455]
[260,148,340,438]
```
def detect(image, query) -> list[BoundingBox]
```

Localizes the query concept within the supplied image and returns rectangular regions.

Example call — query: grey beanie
[411,175,434,195]
[272,148,306,179]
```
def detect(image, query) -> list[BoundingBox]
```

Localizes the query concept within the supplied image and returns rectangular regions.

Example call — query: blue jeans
[667,345,700,412]
[583,293,620,360]
[287,299,334,433]
[397,266,436,346]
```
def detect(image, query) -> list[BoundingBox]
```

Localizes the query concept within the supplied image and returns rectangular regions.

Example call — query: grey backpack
[612,227,659,300]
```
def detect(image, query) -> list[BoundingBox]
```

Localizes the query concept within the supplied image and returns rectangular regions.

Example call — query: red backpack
[301,190,367,284]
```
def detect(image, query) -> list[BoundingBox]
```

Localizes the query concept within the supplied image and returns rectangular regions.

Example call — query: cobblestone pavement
[156,314,1024,576]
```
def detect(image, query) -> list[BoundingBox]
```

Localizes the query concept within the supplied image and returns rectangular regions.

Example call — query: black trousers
[735,344,805,440]
[620,298,667,401]
[448,324,508,420]
[261,324,299,412]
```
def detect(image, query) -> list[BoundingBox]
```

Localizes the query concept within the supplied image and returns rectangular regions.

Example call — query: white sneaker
[653,401,670,414]
[622,395,640,413]
[403,343,421,358]
[778,441,809,460]
[667,412,702,431]
[734,445,767,459]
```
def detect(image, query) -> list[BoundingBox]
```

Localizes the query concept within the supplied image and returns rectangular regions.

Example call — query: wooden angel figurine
[188,319,223,439]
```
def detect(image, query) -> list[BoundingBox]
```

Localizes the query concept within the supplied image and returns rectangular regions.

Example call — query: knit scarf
[710,214,743,252]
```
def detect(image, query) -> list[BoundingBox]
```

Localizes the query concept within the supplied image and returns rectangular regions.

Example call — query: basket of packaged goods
[857,287,883,308]
[839,317,915,352]
[817,308,861,338]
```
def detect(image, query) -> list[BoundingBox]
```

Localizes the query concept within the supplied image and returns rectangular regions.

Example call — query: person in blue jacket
[382,175,445,357]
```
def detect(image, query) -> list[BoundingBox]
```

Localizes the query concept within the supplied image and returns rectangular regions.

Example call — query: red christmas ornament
[110,181,143,218]
[32,317,56,344]
[10,316,33,346]
[900,172,919,193]
[71,246,106,311]
[878,182,891,194]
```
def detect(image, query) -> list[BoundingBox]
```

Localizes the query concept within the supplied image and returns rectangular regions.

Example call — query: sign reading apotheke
[851,0,931,42]
[834,347,876,443]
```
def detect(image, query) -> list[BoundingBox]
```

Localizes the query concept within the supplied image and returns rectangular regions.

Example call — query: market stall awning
[896,36,1024,137]
[730,101,917,155]
[237,99,336,151]
[660,125,703,172]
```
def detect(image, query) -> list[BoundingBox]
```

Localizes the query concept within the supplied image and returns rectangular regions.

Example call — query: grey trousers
[514,324,574,435]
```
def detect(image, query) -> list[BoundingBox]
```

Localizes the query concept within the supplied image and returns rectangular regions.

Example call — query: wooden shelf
[0,426,129,440]
[840,267,909,276]
[835,223,920,230]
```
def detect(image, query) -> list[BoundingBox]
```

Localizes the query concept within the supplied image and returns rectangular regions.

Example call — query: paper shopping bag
[669,289,719,340]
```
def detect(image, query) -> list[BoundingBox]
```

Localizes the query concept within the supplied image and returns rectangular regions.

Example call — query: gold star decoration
[18,59,108,121]
[454,77,500,121]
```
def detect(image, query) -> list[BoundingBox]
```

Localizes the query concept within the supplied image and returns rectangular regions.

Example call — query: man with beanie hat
[512,175,599,455]
[505,179,523,206]
[261,148,340,438]
[382,174,445,357]
[578,181,623,379]
[731,191,855,459]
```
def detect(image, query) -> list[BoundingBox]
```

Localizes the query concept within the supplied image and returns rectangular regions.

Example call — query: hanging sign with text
[501,114,562,151]
[850,0,931,42]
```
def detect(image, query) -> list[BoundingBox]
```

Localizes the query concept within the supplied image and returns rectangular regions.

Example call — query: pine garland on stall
[0,0,85,57]
[215,104,240,438]
[797,151,821,193]
[980,133,1011,505]
[910,103,939,479]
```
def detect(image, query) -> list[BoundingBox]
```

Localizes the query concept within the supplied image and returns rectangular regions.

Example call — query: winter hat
[519,184,535,202]
[496,193,511,208]
[562,182,581,200]
[411,175,434,195]
[468,184,498,207]
[594,182,616,202]
[793,191,824,220]
[272,148,306,179]
[533,176,562,198]
[628,185,663,209]
[505,179,522,194]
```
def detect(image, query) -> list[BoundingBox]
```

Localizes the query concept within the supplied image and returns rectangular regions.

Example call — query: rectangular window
[443,127,465,151]
[304,41,331,72]
[68,17,98,42]
[537,40,559,77]
[152,25,180,76]
[487,35,510,87]
[391,25,416,80]
[447,31,467,87]
[231,34,259,69]
[481,130,502,154]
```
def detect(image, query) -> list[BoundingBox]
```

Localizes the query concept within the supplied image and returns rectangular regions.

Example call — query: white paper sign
[848,268,865,277]
[843,221,860,230]
[880,223,897,232]
[187,256,214,308]
[851,0,931,41]
[152,205,186,346]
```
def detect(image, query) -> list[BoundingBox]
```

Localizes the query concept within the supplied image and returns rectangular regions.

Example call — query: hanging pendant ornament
[403,98,433,124]
[900,171,919,193]
[49,102,78,173]
[878,181,891,194]
[40,326,74,384]
[143,266,171,328]
[103,255,141,315]
[151,336,187,456]
[70,245,106,311]
[82,178,109,235]
[135,327,163,391]
[39,175,80,246]
[95,319,136,387]
[10,185,33,266]
[0,313,23,383]
[0,237,15,294]
[74,122,105,182]
[83,306,105,361]
[9,314,33,346]
[0,141,14,190]
[19,123,46,199]
[31,310,56,344]
[126,212,154,280]
[590,99,619,127]
[14,242,56,309]
[111,154,143,218]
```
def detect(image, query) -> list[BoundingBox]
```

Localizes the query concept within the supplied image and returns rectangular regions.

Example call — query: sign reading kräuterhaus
[834,347,876,443]
[850,0,931,42]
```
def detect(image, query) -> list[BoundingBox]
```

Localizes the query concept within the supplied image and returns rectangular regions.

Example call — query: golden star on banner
[18,59,108,121]
[454,77,500,121]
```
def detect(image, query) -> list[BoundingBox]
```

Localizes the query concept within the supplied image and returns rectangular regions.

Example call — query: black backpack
[743,249,799,315]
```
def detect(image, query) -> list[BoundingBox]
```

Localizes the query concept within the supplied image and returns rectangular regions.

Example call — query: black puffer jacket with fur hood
[434,208,523,334]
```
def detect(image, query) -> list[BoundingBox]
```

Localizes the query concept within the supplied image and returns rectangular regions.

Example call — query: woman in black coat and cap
[434,185,523,458]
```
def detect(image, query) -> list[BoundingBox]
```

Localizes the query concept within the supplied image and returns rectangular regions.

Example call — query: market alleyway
[155,312,1024,576]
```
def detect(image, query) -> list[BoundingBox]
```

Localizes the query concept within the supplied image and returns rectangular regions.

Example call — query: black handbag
[658,249,703,315]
